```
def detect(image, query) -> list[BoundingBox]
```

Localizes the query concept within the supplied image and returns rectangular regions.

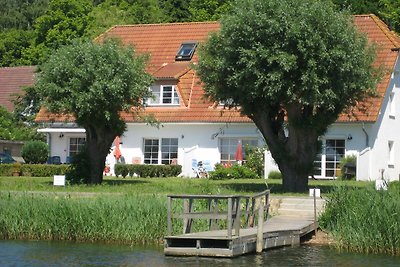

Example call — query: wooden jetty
[164,190,318,257]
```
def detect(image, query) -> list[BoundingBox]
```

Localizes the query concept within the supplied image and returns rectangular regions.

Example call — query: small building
[36,15,400,181]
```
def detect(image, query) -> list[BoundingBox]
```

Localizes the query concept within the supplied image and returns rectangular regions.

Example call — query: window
[147,85,179,105]
[389,92,395,118]
[388,140,394,165]
[69,137,85,157]
[313,139,345,178]
[144,139,159,164]
[219,138,258,165]
[175,42,197,61]
[143,138,178,164]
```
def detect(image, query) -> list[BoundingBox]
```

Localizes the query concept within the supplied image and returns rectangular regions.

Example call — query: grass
[0,176,373,196]
[319,182,400,255]
[0,175,378,246]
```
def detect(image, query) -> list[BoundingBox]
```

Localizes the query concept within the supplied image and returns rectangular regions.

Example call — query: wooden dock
[164,190,318,258]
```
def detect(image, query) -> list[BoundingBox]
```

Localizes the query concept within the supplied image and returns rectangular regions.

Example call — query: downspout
[362,123,369,147]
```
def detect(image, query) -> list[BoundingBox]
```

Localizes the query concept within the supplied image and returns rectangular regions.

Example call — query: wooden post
[313,189,317,236]
[183,198,193,234]
[256,198,264,253]
[234,197,241,236]
[167,196,172,235]
[227,197,232,238]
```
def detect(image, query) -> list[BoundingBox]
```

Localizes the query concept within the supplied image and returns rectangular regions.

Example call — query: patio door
[313,139,345,178]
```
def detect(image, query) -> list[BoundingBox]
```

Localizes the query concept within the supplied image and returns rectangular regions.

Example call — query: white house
[36,15,400,181]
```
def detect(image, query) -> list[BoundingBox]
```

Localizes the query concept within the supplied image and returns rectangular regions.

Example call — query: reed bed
[0,192,167,245]
[319,183,400,255]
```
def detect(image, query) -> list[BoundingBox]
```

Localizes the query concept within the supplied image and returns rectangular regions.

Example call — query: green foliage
[209,164,259,180]
[0,163,68,177]
[0,29,35,67]
[0,106,43,141]
[0,193,166,244]
[319,186,400,255]
[197,0,379,192]
[0,0,49,30]
[36,39,153,184]
[268,171,282,180]
[339,155,357,180]
[244,145,265,176]
[65,151,91,184]
[12,86,42,123]
[115,164,182,178]
[20,164,69,177]
[21,140,49,164]
[34,0,93,50]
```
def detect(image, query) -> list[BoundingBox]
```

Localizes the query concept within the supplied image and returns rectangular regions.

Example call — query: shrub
[21,140,49,164]
[66,151,91,184]
[20,164,69,177]
[0,163,22,176]
[339,155,357,180]
[209,164,259,180]
[115,164,182,178]
[244,145,266,176]
[268,170,282,179]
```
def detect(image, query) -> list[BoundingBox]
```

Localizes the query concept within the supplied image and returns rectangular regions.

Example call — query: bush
[0,164,69,177]
[268,170,282,179]
[66,151,91,184]
[115,164,182,178]
[244,145,266,176]
[339,155,357,180]
[21,141,49,164]
[209,164,259,180]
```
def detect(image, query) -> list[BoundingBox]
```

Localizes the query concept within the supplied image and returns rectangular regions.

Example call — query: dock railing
[166,190,270,242]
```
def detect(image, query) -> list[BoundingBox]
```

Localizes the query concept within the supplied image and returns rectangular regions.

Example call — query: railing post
[234,197,241,236]
[227,197,232,238]
[256,197,264,253]
[313,188,317,236]
[183,198,193,234]
[167,196,172,235]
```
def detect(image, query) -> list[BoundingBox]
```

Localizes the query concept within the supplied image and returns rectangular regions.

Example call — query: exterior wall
[47,132,86,163]
[361,57,400,182]
[108,122,264,176]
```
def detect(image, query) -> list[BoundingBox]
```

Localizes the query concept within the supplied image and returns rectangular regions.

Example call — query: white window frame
[389,92,395,118]
[314,138,345,179]
[69,137,85,157]
[147,85,180,106]
[143,138,178,164]
[219,137,259,165]
[388,140,395,166]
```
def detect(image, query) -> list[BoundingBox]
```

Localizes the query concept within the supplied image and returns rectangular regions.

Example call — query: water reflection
[0,240,399,267]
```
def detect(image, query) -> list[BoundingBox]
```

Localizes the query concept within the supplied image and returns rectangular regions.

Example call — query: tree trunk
[85,125,117,184]
[251,109,320,193]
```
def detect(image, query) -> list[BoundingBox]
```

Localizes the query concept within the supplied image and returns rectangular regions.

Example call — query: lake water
[0,240,399,267]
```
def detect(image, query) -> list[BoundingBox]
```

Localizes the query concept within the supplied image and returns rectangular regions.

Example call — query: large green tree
[36,39,153,184]
[197,0,379,192]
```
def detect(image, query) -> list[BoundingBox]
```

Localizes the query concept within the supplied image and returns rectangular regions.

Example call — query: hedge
[114,164,182,178]
[0,164,70,177]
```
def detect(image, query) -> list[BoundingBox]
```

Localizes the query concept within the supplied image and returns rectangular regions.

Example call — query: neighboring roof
[36,15,400,124]
[0,66,36,112]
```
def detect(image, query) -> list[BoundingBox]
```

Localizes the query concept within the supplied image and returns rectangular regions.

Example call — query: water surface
[0,240,399,267]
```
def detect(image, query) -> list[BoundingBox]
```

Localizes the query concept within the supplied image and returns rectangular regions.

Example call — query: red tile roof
[0,66,36,112]
[36,15,400,124]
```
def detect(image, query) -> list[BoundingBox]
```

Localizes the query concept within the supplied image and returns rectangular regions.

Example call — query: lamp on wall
[59,133,64,138]
[347,134,352,140]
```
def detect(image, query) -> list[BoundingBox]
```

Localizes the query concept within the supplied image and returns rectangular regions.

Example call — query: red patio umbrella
[235,141,243,162]
[113,136,122,160]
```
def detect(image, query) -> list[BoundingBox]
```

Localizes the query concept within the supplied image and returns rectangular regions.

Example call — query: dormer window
[175,42,197,61]
[147,85,180,105]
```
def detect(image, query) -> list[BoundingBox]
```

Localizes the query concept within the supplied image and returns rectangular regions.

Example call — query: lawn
[0,176,374,196]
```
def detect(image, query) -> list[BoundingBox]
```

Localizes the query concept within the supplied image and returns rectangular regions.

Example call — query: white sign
[53,175,66,186]
[309,188,321,198]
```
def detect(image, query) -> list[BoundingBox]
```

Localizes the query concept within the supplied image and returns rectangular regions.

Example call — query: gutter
[362,123,369,147]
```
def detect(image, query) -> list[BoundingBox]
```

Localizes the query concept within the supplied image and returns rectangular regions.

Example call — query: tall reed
[0,192,167,244]
[319,183,400,255]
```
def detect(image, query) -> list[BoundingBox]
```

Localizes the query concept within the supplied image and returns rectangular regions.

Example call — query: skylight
[175,42,197,61]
